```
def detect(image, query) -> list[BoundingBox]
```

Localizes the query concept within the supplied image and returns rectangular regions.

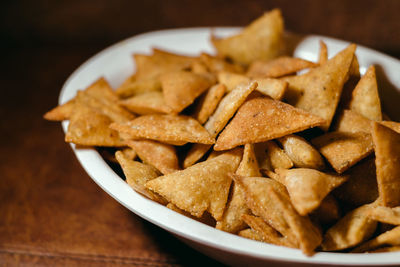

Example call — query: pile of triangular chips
[45,9,400,256]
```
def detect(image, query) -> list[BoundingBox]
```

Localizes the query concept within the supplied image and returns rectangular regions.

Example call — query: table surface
[1,1,400,266]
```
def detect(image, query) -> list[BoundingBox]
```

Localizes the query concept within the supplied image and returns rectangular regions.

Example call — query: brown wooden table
[1,1,399,266]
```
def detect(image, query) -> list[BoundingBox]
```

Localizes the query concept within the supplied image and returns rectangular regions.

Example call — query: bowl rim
[59,27,400,265]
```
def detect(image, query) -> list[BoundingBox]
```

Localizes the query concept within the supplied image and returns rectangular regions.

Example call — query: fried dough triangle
[349,65,382,121]
[161,71,213,113]
[322,204,378,251]
[273,168,349,215]
[283,44,356,131]
[145,148,242,220]
[110,114,214,145]
[372,122,400,207]
[115,151,166,204]
[126,140,179,175]
[214,96,325,150]
[216,144,260,233]
[232,174,323,255]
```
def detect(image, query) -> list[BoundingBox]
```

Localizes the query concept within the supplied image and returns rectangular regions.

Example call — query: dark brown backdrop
[1,0,399,266]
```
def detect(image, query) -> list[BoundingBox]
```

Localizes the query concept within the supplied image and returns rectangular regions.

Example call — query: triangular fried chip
[44,99,75,121]
[65,104,125,147]
[334,109,372,133]
[333,157,378,207]
[278,134,325,170]
[217,72,250,92]
[242,214,296,248]
[267,185,323,255]
[193,83,226,124]
[233,173,322,254]
[115,75,161,98]
[216,144,260,233]
[211,9,284,65]
[115,151,166,204]
[367,206,400,225]
[253,78,287,100]
[312,131,373,173]
[321,204,378,251]
[352,225,400,253]
[318,40,328,65]
[166,203,216,226]
[119,91,172,115]
[183,81,257,167]
[238,228,264,242]
[214,96,325,151]
[161,71,213,113]
[199,53,244,74]
[311,194,341,225]
[247,56,318,78]
[75,78,135,123]
[372,122,400,207]
[349,65,382,121]
[255,141,293,171]
[380,120,400,133]
[283,44,356,131]
[273,168,348,215]
[110,114,214,145]
[133,49,196,81]
[126,140,179,175]
[146,148,242,220]
[231,174,297,243]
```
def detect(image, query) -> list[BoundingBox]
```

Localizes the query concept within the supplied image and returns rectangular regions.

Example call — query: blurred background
[1,0,399,266]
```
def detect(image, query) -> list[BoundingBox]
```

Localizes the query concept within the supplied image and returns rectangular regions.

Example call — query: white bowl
[60,28,400,266]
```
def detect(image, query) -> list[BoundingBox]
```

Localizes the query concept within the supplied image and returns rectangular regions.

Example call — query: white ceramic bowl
[60,28,400,266]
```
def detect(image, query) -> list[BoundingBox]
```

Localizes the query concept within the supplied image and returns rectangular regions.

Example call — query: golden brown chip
[217,72,250,92]
[199,53,244,74]
[146,148,242,220]
[352,225,400,253]
[312,131,374,173]
[274,168,348,215]
[110,114,214,145]
[367,206,400,225]
[318,40,328,65]
[183,81,257,167]
[193,83,226,124]
[133,49,196,81]
[253,78,287,100]
[334,109,372,133]
[216,144,260,233]
[44,99,75,121]
[242,214,296,248]
[231,174,296,242]
[311,194,341,225]
[166,203,216,226]
[247,56,318,78]
[214,96,326,151]
[333,157,378,207]
[238,228,264,242]
[65,104,125,147]
[255,141,293,171]
[283,44,356,131]
[161,71,213,113]
[119,91,172,115]
[211,9,284,65]
[321,204,378,251]
[232,173,322,253]
[372,122,400,207]
[115,151,165,204]
[380,120,400,133]
[349,65,382,121]
[278,134,325,170]
[115,76,161,98]
[126,140,179,175]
